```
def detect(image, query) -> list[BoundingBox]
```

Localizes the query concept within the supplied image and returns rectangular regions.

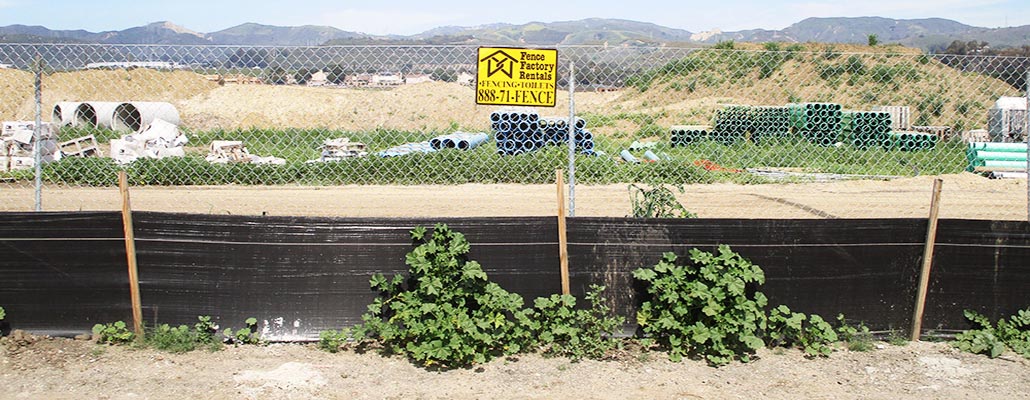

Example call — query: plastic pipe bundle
[788,102,843,146]
[492,111,593,155]
[883,131,938,151]
[842,111,892,149]
[749,106,791,143]
[712,105,752,144]
[670,125,709,147]
[966,141,1028,171]
[429,132,489,150]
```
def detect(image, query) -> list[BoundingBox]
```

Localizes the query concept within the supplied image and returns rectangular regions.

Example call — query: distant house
[346,73,372,87]
[0,64,12,69]
[372,73,403,86]
[308,70,328,86]
[404,73,432,84]
[456,71,474,86]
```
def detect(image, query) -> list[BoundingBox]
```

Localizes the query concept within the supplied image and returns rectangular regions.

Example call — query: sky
[0,0,1027,35]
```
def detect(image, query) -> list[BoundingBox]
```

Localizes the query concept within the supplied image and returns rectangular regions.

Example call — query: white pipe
[51,102,81,126]
[74,102,120,130]
[113,102,181,132]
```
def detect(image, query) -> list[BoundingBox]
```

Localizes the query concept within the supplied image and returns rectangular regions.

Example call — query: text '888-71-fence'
[0,43,1027,220]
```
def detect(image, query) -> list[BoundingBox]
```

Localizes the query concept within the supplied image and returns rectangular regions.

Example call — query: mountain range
[1,17,1027,51]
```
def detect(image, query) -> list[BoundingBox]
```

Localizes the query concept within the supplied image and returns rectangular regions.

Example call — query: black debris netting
[0,212,1027,340]
[566,218,927,334]
[922,219,1030,333]
[0,212,129,337]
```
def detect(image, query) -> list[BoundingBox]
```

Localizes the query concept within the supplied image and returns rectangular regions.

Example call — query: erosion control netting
[1,212,1026,340]
[0,43,1026,219]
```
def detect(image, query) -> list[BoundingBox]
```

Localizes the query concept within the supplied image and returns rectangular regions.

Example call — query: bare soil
[1,333,1028,399]
[0,173,1025,220]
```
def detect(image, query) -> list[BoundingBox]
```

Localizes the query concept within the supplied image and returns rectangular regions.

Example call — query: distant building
[371,73,403,86]
[456,71,474,86]
[308,70,328,86]
[404,73,431,84]
[346,73,372,87]
[0,64,12,69]
[83,61,185,70]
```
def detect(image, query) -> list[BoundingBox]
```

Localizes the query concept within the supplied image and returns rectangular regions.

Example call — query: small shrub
[0,306,5,321]
[766,305,837,357]
[628,184,697,218]
[318,329,351,353]
[527,285,625,361]
[713,40,735,50]
[194,315,219,345]
[867,34,879,46]
[887,329,909,347]
[353,224,533,368]
[633,246,767,365]
[836,314,874,352]
[954,308,1030,359]
[147,324,198,353]
[223,317,261,346]
[93,321,134,344]
[763,42,781,52]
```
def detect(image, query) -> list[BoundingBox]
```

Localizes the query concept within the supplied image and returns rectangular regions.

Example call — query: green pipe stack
[749,106,792,143]
[788,102,843,146]
[965,142,1028,171]
[841,111,892,149]
[883,131,938,151]
[712,105,753,144]
[670,125,710,147]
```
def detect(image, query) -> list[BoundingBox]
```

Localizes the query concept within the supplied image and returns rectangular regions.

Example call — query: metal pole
[1025,70,1029,222]
[567,62,576,217]
[33,55,43,212]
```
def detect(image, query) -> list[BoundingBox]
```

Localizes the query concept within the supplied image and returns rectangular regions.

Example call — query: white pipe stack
[113,102,180,132]
[74,102,120,130]
[51,102,81,126]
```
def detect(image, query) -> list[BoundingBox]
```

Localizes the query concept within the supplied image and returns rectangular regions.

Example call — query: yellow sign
[476,47,558,107]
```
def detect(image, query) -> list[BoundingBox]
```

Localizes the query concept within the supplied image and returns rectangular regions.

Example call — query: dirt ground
[1,333,1028,400]
[0,173,1026,220]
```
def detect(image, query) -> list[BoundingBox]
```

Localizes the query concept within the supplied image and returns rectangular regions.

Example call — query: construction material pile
[711,105,753,144]
[491,111,594,156]
[308,138,367,163]
[966,142,1027,178]
[1,121,60,171]
[110,119,188,164]
[788,103,843,146]
[378,132,488,157]
[206,141,285,165]
[750,106,791,143]
[670,125,710,147]
[842,111,892,149]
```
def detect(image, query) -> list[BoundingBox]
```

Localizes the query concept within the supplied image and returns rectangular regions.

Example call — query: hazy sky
[1,0,1027,35]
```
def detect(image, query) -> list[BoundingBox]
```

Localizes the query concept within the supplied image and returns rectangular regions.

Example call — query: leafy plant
[526,285,625,361]
[954,308,1030,359]
[633,246,767,365]
[836,314,874,352]
[223,317,261,346]
[0,306,5,321]
[194,315,219,345]
[766,305,837,357]
[318,329,351,353]
[353,224,533,368]
[628,183,697,218]
[92,321,134,345]
[713,40,735,50]
[147,323,200,353]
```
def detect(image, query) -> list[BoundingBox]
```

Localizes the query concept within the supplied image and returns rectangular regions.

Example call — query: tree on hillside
[867,34,878,46]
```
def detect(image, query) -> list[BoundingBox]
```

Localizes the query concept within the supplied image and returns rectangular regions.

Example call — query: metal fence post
[567,61,576,217]
[1025,70,1029,222]
[33,55,43,212]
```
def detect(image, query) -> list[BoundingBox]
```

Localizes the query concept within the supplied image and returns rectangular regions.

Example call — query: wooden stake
[118,171,144,340]
[557,169,570,295]
[911,178,943,341]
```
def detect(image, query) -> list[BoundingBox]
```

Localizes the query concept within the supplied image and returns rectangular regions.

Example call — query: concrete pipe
[113,102,180,132]
[52,102,81,126]
[74,102,121,129]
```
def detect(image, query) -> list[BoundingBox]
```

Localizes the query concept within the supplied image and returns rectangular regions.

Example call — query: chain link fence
[0,43,1027,219]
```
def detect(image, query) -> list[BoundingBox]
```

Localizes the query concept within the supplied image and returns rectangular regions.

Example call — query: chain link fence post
[567,61,576,217]
[32,54,42,211]
[1025,70,1029,222]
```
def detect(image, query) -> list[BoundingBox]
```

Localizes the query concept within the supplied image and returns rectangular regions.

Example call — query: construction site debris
[1,121,60,171]
[206,140,285,165]
[110,119,188,164]
[307,138,367,163]
[59,135,102,158]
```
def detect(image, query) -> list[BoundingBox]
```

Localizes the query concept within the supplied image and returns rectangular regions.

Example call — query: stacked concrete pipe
[51,102,81,127]
[74,102,121,130]
[113,102,180,132]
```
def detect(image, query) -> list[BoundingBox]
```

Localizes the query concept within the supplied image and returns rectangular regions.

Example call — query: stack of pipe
[788,102,843,146]
[749,106,791,143]
[883,131,938,151]
[711,105,752,144]
[966,142,1027,171]
[841,111,892,149]
[491,111,593,155]
[670,125,710,146]
[429,132,489,151]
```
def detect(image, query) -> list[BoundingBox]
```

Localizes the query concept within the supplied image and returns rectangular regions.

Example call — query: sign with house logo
[476,47,558,107]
